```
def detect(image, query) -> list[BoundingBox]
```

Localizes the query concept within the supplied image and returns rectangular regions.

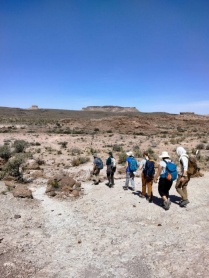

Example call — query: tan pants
[93,168,100,183]
[141,172,153,197]
[175,174,190,200]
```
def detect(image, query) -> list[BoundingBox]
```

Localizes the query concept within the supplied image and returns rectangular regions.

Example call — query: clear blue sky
[1,0,209,114]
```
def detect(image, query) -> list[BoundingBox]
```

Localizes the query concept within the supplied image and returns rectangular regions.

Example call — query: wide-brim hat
[159,151,170,158]
[126,151,133,157]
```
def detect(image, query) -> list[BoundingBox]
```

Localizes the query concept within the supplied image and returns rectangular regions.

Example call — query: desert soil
[0,172,209,278]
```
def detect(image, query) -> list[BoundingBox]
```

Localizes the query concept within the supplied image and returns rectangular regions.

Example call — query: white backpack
[111,158,116,167]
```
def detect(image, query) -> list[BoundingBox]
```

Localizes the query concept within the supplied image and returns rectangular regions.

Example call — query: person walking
[139,151,154,202]
[106,151,116,188]
[124,151,137,191]
[92,153,103,185]
[154,151,173,210]
[175,146,190,207]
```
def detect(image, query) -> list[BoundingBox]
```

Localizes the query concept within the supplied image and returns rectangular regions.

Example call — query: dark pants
[158,178,173,199]
[107,165,116,185]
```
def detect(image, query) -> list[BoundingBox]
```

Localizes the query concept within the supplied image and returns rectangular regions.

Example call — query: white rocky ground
[0,171,209,278]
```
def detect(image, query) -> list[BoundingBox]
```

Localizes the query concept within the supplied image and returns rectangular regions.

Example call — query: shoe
[180,199,190,207]
[130,187,135,191]
[163,200,170,210]
[105,182,110,186]
[123,186,128,190]
[139,193,146,198]
[148,197,153,203]
[94,182,99,185]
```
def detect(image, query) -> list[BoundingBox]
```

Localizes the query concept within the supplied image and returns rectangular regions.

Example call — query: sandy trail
[0,173,209,278]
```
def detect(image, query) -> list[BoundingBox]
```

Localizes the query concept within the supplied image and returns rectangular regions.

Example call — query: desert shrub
[13,140,28,153]
[3,154,26,178]
[118,151,127,164]
[59,141,68,148]
[201,139,207,144]
[107,130,112,133]
[147,147,154,154]
[71,157,80,167]
[196,143,205,150]
[57,150,62,155]
[113,144,123,152]
[72,156,90,167]
[36,158,45,165]
[0,145,12,161]
[205,144,209,150]
[94,128,100,132]
[79,156,90,164]
[177,126,185,132]
[70,148,81,155]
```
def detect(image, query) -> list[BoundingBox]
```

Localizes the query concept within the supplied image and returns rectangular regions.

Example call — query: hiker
[175,146,190,207]
[106,151,116,188]
[124,151,138,191]
[139,151,155,202]
[92,153,103,185]
[154,151,176,210]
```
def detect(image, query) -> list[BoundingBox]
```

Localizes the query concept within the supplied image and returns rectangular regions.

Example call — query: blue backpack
[143,160,155,178]
[95,158,104,169]
[129,157,138,172]
[160,160,177,181]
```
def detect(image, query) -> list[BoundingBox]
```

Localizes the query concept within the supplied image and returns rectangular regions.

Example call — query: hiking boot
[130,187,135,191]
[163,200,170,210]
[94,182,99,185]
[148,197,153,203]
[105,182,110,186]
[123,186,128,190]
[139,193,146,198]
[180,199,190,207]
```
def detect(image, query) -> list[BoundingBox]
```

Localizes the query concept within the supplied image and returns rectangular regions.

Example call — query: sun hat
[159,151,170,158]
[93,153,98,158]
[126,151,133,157]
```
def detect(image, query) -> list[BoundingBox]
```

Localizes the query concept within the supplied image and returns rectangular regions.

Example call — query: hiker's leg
[95,169,100,184]
[175,175,184,199]
[182,185,188,200]
[158,178,168,201]
[130,172,135,189]
[147,178,153,199]
[110,172,114,185]
[141,172,146,195]
[125,172,130,187]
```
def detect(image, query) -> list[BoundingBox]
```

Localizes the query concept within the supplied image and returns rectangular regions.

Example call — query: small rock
[14,214,21,219]
[157,224,162,226]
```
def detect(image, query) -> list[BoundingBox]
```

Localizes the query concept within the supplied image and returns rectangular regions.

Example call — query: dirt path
[0,173,209,278]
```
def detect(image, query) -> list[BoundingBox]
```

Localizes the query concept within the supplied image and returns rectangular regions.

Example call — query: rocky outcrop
[13,184,33,198]
[46,174,82,198]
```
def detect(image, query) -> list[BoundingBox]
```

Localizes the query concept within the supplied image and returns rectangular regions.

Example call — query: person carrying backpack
[139,151,155,203]
[175,146,191,207]
[154,151,177,210]
[124,151,138,191]
[92,153,103,185]
[106,151,116,188]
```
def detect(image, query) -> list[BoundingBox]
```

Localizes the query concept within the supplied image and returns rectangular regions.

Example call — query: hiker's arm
[154,164,162,183]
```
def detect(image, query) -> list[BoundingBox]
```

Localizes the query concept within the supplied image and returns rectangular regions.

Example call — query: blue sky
[1,0,209,114]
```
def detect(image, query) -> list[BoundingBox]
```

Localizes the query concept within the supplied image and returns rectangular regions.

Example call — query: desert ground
[0,107,209,278]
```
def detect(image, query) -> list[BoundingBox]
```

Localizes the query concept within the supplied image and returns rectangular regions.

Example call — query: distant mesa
[82,105,139,112]
[28,105,39,110]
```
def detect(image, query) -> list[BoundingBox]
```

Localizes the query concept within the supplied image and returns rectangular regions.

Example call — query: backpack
[186,156,198,175]
[129,157,138,172]
[111,157,116,167]
[95,158,103,169]
[161,160,178,181]
[143,160,155,178]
